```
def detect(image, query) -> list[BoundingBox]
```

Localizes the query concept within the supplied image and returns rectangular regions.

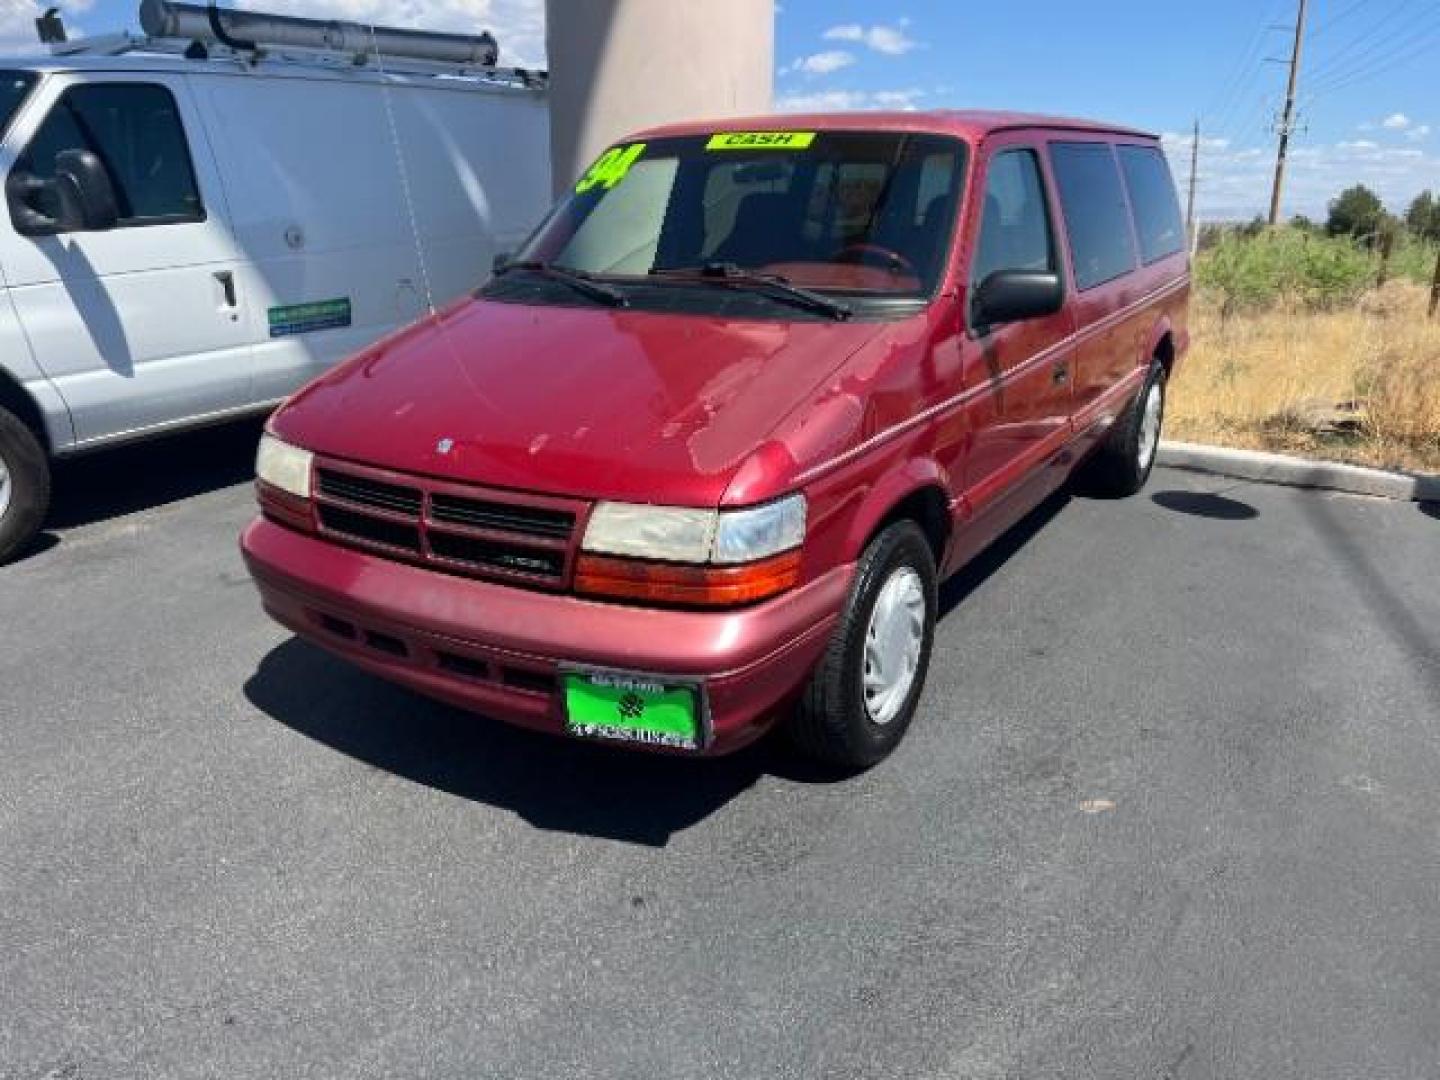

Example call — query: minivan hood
[272,297,889,507]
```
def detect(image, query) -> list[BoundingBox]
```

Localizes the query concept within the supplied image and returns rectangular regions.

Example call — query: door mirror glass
[971,270,1064,329]
[54,149,119,231]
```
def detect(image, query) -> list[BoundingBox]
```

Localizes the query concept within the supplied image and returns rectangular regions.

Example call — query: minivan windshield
[511,131,968,302]
[0,71,37,135]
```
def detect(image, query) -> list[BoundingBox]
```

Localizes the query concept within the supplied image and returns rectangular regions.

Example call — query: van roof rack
[39,1,547,92]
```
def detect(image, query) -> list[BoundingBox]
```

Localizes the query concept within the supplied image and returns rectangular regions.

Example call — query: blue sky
[10,0,1436,220]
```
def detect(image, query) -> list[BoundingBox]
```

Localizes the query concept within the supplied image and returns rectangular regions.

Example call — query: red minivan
[242,112,1189,769]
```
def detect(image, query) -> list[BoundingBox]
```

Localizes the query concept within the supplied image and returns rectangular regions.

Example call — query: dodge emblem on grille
[435,438,455,455]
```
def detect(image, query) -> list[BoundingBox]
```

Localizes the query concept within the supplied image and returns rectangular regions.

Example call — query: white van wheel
[0,407,50,564]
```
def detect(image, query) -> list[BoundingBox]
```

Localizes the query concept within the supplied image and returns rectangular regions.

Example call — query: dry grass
[1169,281,1440,475]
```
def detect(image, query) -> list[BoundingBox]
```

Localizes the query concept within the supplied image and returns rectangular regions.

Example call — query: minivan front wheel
[0,407,50,565]
[788,520,937,770]
[1083,360,1167,497]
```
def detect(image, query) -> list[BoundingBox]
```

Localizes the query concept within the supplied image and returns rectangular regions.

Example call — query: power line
[1307,30,1440,96]
[1304,0,1424,81]
[1203,0,1291,137]
[1309,0,1375,38]
[1305,7,1440,94]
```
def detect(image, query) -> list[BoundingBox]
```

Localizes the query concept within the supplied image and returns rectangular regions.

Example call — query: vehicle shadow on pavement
[46,418,265,532]
[1150,489,1259,520]
[1420,501,1440,521]
[243,637,829,846]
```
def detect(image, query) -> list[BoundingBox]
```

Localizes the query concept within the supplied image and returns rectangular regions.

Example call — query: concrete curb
[1157,441,1440,502]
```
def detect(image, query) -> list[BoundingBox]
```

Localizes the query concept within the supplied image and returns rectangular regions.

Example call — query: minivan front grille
[430,493,575,538]
[312,457,586,590]
[316,469,423,516]
[318,503,422,553]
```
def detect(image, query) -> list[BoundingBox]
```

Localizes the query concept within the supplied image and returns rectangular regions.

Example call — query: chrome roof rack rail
[38,2,547,92]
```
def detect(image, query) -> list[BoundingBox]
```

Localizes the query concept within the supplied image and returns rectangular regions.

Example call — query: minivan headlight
[577,495,807,607]
[256,434,314,499]
[581,495,805,564]
[582,502,717,562]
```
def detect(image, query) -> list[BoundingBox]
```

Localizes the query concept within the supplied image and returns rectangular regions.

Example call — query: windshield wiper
[495,260,629,307]
[650,262,853,321]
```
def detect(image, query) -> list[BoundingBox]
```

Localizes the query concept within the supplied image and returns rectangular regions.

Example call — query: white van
[0,19,550,561]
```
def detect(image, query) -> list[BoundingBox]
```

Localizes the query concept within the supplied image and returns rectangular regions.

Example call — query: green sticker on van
[575,142,647,194]
[706,131,816,151]
[268,298,352,338]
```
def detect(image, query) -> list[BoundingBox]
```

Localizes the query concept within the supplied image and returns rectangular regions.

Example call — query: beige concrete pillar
[544,0,775,197]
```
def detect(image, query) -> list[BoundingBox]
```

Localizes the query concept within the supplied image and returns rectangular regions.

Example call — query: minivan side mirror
[6,149,119,236]
[492,251,512,275]
[970,270,1064,332]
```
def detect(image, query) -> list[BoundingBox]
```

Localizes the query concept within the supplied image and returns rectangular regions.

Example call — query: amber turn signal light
[574,550,802,607]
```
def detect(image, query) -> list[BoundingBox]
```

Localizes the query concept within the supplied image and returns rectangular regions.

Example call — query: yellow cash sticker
[705,131,817,151]
[575,142,647,194]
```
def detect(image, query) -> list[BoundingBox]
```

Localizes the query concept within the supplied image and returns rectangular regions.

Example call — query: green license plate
[563,673,700,750]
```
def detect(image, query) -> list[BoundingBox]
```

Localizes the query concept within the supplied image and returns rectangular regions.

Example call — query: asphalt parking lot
[3,421,1438,1079]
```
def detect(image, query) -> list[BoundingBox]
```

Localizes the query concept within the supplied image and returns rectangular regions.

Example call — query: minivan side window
[1048,142,1137,291]
[16,83,205,229]
[969,148,1057,296]
[1117,145,1185,264]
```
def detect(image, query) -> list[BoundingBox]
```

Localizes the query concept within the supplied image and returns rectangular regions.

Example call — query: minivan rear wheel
[0,406,50,565]
[787,520,937,770]
[1081,360,1167,498]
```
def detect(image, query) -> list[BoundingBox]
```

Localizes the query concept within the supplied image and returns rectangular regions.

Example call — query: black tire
[0,406,50,565]
[1081,360,1167,498]
[787,520,937,770]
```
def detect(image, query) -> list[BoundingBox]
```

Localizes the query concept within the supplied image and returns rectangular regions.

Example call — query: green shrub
[1195,227,1376,312]
[1387,235,1439,286]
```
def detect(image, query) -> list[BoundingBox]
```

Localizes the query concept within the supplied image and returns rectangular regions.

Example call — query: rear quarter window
[1048,142,1137,291]
[1117,145,1185,264]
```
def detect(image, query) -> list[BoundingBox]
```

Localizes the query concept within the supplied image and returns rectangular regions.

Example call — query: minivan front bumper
[240,518,850,755]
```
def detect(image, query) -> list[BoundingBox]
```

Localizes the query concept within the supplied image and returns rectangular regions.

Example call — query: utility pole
[1186,118,1200,247]
[1268,0,1309,226]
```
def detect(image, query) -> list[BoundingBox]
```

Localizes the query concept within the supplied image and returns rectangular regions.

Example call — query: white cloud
[786,49,855,76]
[234,0,546,67]
[822,21,918,56]
[1162,133,1440,221]
[1407,124,1431,142]
[775,87,925,113]
[1161,131,1232,152]
[1381,112,1411,130]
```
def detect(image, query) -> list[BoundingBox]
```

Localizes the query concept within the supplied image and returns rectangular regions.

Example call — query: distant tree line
[1318,184,1440,247]
[1212,186,1440,249]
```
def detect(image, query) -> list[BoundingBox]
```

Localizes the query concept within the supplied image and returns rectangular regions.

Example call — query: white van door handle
[214,270,237,308]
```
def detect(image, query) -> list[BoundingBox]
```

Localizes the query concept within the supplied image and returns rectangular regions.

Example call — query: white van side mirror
[7,149,120,236]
